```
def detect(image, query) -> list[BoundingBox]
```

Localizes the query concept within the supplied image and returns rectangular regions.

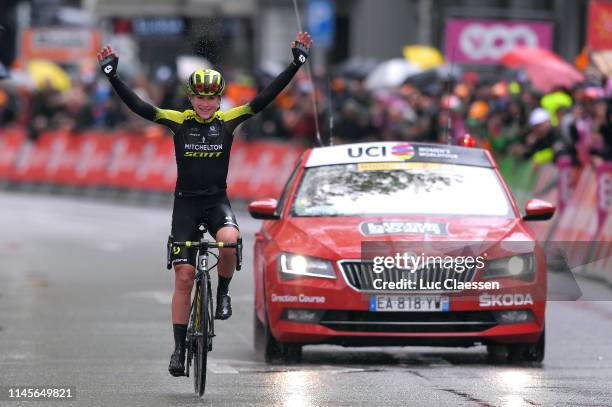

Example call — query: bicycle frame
[185,250,213,380]
[167,223,242,397]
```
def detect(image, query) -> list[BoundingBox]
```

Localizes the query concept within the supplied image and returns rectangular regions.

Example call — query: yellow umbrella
[27,59,71,92]
[403,45,444,69]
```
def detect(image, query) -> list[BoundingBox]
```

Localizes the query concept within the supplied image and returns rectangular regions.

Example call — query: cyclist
[97,32,312,377]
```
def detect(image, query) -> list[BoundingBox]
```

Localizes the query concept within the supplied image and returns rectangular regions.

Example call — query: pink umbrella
[501,47,584,92]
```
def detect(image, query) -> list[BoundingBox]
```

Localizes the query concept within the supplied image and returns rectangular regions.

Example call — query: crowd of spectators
[0,59,610,167]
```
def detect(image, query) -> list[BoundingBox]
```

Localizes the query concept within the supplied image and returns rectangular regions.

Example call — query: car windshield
[291,162,514,217]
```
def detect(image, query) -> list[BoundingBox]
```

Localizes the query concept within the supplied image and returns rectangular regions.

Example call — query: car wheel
[253,309,283,363]
[253,309,266,355]
[487,329,545,365]
[280,343,303,364]
[486,343,510,364]
[510,329,545,364]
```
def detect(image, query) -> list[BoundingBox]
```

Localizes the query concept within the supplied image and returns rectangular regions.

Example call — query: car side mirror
[523,198,556,221]
[248,198,280,220]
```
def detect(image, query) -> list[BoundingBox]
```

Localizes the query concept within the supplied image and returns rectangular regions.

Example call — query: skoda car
[249,142,554,364]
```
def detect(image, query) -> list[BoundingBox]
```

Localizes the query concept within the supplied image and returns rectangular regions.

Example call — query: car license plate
[370,295,450,312]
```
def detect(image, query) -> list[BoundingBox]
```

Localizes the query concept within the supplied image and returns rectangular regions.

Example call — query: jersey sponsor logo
[184,143,223,151]
[207,124,220,140]
[222,215,238,227]
[184,151,223,158]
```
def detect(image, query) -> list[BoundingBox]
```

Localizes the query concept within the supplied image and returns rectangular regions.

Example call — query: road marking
[208,363,239,374]
[126,290,172,305]
[328,368,366,374]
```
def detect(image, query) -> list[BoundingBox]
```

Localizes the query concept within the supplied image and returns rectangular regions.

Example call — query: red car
[249,142,554,364]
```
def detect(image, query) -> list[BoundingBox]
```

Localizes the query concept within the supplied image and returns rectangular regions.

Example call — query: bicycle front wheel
[193,278,210,397]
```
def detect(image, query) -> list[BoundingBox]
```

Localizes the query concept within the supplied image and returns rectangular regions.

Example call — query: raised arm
[248,32,313,114]
[97,45,158,122]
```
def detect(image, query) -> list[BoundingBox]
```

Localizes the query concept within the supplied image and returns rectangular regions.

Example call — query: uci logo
[104,65,113,74]
[347,146,386,158]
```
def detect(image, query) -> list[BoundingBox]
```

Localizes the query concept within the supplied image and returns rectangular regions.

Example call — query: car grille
[339,260,478,292]
[319,310,497,333]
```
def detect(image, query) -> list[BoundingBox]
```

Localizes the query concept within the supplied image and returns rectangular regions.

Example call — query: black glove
[291,41,309,66]
[99,54,119,78]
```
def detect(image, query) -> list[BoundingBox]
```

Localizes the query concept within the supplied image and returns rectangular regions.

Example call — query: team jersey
[154,106,253,196]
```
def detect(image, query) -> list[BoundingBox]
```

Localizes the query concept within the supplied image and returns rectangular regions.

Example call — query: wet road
[1,191,611,406]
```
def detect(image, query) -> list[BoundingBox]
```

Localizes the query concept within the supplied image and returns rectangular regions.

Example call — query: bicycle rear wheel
[193,278,210,397]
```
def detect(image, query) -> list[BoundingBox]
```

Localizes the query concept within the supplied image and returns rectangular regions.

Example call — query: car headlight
[482,253,535,281]
[279,253,336,279]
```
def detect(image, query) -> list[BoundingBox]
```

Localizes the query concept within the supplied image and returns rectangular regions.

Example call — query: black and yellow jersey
[107,62,300,196]
[154,105,253,196]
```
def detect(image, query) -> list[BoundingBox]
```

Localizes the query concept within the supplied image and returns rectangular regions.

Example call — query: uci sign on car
[248,141,555,364]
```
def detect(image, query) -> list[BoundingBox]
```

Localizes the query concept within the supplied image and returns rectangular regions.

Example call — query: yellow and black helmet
[187,69,226,96]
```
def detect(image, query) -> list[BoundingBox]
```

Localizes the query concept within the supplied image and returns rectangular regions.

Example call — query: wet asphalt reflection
[0,191,611,406]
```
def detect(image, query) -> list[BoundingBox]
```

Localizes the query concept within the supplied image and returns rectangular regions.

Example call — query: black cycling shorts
[170,194,239,267]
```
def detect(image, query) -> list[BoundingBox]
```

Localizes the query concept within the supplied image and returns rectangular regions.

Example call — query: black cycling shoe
[215,293,232,320]
[168,348,185,377]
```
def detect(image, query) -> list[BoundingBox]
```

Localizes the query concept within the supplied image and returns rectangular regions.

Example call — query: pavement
[1,191,611,406]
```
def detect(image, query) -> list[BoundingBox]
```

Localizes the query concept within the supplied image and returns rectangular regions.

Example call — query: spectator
[511,108,557,164]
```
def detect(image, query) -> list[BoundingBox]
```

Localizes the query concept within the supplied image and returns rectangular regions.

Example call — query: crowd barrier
[502,158,612,286]
[0,127,304,200]
[1,127,610,285]
[583,216,612,285]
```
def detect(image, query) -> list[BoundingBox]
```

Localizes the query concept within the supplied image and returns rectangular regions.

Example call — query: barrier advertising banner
[596,162,612,229]
[444,18,553,64]
[588,0,612,50]
[21,28,102,62]
[0,129,303,200]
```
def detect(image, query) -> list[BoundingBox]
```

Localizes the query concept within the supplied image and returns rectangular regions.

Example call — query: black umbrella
[403,64,463,95]
[334,56,380,80]
[0,25,7,80]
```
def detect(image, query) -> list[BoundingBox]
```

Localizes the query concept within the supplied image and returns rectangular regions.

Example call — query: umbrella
[27,59,71,91]
[0,61,9,80]
[403,64,463,90]
[334,56,380,79]
[403,45,444,69]
[365,59,422,90]
[501,47,584,93]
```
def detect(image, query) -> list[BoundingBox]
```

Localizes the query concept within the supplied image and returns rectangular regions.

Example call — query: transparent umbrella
[365,59,422,90]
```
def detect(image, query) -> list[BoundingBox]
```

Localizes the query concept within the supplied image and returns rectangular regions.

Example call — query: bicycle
[166,223,242,397]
